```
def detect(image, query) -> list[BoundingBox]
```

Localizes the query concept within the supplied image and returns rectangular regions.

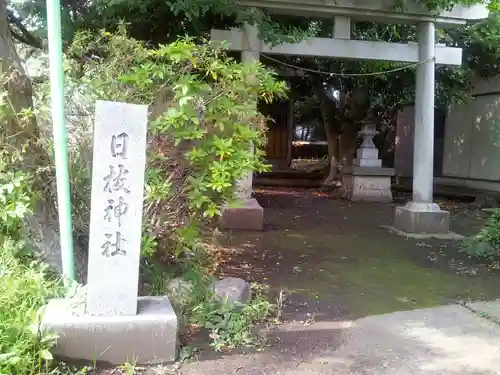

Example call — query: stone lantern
[339,118,395,202]
[354,121,381,167]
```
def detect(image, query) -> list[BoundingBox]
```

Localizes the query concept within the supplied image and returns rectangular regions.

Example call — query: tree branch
[10,28,34,46]
[6,8,42,49]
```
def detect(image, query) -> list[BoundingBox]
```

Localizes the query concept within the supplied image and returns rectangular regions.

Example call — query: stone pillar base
[220,198,264,231]
[394,202,450,234]
[340,166,394,203]
[41,296,178,365]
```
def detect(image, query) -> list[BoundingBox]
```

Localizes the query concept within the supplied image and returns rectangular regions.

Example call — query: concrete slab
[180,305,500,375]
[41,296,178,365]
[468,300,500,322]
[382,225,465,240]
[319,305,500,375]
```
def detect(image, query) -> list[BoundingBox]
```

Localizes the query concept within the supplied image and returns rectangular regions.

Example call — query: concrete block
[220,198,263,231]
[215,277,251,305]
[41,296,178,365]
[394,202,450,234]
[341,175,393,202]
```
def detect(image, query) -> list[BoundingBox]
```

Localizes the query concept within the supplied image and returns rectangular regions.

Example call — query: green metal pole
[46,0,75,281]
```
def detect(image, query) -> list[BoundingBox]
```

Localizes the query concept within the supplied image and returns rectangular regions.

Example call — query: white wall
[443,79,500,184]
[394,76,500,192]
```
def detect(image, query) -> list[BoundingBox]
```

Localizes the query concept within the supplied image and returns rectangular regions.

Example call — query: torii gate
[215,0,489,235]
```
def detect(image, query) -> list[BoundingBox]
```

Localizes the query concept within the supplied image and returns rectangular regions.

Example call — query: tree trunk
[323,125,339,186]
[325,125,337,165]
[315,85,339,186]
[0,0,87,283]
[338,122,358,170]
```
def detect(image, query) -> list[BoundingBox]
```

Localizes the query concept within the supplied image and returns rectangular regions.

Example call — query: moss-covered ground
[217,187,500,320]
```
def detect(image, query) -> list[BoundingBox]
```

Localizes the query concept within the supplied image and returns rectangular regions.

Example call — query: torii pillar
[394,21,450,234]
[220,23,264,231]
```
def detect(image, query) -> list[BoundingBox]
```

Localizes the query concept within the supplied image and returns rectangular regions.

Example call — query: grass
[0,235,275,374]
[187,282,275,352]
[243,229,500,319]
[0,238,158,375]
[0,239,62,374]
[140,240,277,355]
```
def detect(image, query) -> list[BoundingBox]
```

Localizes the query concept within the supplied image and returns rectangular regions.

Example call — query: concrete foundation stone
[220,198,263,231]
[395,202,450,234]
[340,166,395,203]
[41,296,178,365]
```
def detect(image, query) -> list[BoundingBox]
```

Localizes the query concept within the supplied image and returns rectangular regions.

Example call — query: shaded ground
[175,187,500,375]
[216,187,500,322]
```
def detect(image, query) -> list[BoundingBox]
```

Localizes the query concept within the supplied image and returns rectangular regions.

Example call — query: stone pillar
[241,22,259,65]
[394,21,450,234]
[333,16,351,39]
[220,23,264,231]
[413,22,435,204]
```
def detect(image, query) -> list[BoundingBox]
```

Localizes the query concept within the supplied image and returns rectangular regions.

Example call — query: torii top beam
[239,0,489,27]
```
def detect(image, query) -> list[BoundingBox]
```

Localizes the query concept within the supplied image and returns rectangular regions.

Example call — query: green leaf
[39,349,53,361]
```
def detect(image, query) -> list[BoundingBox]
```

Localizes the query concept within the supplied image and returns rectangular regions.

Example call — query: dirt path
[173,188,500,374]
[216,187,500,322]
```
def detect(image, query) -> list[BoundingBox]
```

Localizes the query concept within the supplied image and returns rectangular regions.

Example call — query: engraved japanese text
[111,132,129,159]
[101,231,127,257]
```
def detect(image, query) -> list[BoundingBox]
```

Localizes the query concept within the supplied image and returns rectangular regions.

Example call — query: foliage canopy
[9,0,500,112]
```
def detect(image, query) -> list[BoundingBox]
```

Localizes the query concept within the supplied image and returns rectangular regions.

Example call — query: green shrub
[0,150,61,374]
[0,151,35,242]
[463,213,500,260]
[52,26,286,270]
[0,240,61,374]
[27,27,284,355]
[188,283,275,351]
[0,76,62,374]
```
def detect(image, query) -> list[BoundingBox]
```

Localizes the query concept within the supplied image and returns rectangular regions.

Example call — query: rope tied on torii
[260,53,436,77]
